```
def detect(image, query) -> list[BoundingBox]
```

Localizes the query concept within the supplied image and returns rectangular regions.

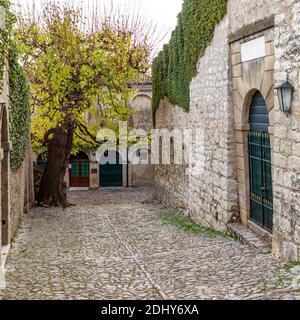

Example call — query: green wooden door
[248,92,273,232]
[69,160,90,187]
[100,152,123,187]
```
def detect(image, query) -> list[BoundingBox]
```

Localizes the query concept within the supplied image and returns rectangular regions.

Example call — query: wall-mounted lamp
[275,76,294,114]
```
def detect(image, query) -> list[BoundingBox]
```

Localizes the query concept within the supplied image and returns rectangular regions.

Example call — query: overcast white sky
[15,0,184,51]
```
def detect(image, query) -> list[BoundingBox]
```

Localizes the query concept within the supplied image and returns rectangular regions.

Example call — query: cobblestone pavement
[1,187,300,300]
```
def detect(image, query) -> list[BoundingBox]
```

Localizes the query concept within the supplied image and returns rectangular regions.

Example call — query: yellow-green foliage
[16,3,150,155]
[152,0,228,114]
[0,0,15,88]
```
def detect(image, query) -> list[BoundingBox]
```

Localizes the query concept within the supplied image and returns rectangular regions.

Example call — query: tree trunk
[38,122,74,208]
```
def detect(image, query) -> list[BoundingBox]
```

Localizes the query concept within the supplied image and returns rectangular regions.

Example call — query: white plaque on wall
[241,36,266,62]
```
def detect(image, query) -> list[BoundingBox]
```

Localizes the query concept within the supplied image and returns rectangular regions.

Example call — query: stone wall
[129,161,155,187]
[154,0,300,260]
[188,16,238,232]
[0,66,34,267]
[272,0,300,261]
[154,98,189,210]
[154,0,300,255]
[228,0,275,34]
[10,143,34,240]
[154,15,238,230]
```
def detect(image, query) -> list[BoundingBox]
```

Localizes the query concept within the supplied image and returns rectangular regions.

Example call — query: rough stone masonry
[154,0,300,261]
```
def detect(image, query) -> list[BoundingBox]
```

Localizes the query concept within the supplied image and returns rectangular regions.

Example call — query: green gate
[100,152,123,187]
[248,92,273,232]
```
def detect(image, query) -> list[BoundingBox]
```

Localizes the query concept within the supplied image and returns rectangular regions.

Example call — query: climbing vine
[0,1,31,170]
[152,0,228,113]
[8,42,31,171]
[0,0,15,90]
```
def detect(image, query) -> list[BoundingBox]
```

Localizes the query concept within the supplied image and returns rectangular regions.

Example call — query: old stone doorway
[248,91,273,232]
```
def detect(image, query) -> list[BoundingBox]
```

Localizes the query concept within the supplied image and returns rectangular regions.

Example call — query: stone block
[272,229,284,258]
[240,208,249,226]
[231,52,241,66]
[273,167,284,186]
[274,126,287,139]
[290,130,300,143]
[232,79,238,91]
[273,152,287,168]
[292,143,300,157]
[295,226,300,245]
[238,182,247,198]
[231,42,241,54]
[237,169,246,184]
[235,143,244,157]
[277,216,293,236]
[234,130,244,144]
[290,173,300,191]
[239,195,248,211]
[232,64,242,78]
[260,71,274,99]
[282,241,299,261]
[279,140,292,154]
[236,77,250,101]
[264,55,275,71]
[265,41,274,56]
[248,58,266,89]
[236,156,245,171]
[287,156,300,171]
[264,29,274,43]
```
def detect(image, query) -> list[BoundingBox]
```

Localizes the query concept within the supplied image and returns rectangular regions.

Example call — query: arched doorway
[1,104,10,247]
[100,151,123,187]
[248,91,273,232]
[69,151,90,188]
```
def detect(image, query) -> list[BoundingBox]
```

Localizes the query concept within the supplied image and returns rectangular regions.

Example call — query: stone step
[228,223,272,254]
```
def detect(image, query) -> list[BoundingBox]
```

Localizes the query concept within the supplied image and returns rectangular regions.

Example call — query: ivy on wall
[152,0,228,113]
[8,42,31,171]
[0,0,15,88]
[0,0,31,171]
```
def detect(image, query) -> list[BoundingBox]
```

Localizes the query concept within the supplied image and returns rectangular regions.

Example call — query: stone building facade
[0,69,34,268]
[154,0,300,260]
[35,81,155,190]
[272,0,300,261]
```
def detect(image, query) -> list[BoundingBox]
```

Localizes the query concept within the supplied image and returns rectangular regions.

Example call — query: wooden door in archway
[69,152,90,188]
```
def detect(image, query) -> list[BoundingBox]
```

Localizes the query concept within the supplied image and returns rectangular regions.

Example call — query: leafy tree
[15,2,152,207]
